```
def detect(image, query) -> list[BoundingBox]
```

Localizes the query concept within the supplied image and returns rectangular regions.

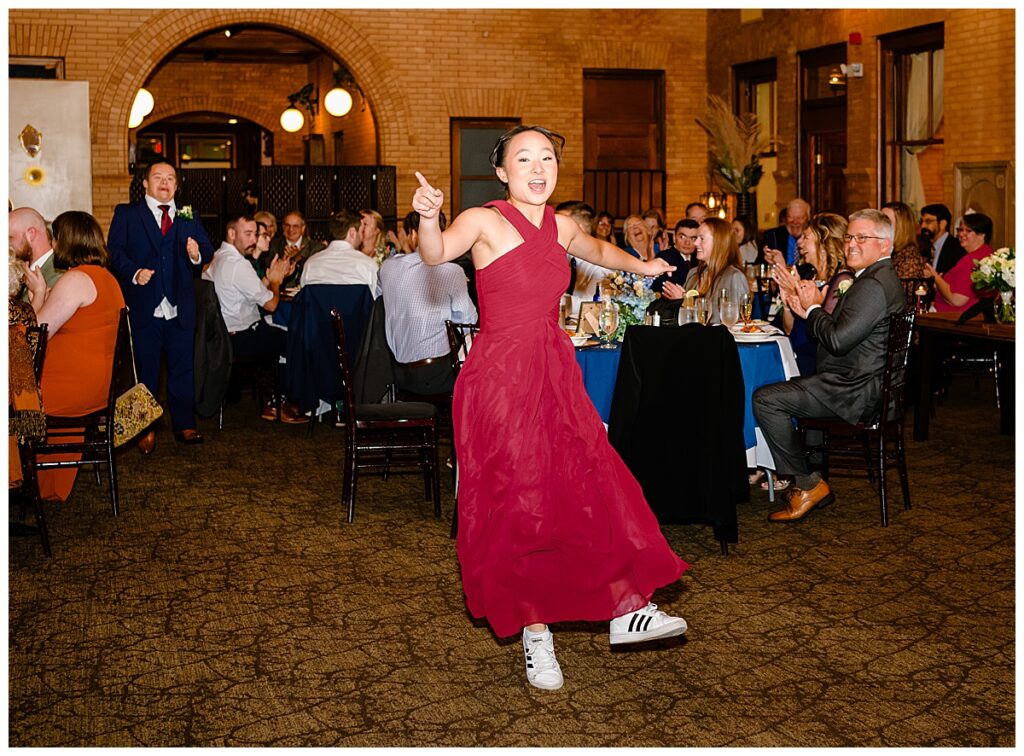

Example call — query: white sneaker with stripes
[522,628,564,690]
[609,603,688,645]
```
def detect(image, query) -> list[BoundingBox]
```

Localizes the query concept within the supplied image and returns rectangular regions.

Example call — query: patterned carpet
[8,376,1014,747]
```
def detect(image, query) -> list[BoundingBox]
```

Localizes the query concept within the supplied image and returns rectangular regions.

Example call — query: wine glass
[721,300,740,329]
[598,301,619,349]
[740,292,753,325]
[696,297,711,326]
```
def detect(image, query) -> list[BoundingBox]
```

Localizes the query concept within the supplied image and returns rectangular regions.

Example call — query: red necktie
[158,205,171,236]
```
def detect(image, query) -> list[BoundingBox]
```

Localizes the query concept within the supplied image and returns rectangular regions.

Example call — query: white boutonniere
[835,279,853,298]
[175,205,194,221]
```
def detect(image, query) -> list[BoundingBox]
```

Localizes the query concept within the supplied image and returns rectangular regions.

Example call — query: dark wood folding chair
[332,309,441,523]
[443,320,480,538]
[31,307,130,518]
[799,310,916,526]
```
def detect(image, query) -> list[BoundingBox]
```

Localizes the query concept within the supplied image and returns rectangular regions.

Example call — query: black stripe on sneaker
[642,615,653,632]
[628,614,639,632]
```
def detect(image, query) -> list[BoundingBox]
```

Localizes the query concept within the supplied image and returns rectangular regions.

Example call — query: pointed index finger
[414,171,433,191]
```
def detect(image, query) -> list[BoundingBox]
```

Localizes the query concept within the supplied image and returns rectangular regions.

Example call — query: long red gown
[453,200,689,638]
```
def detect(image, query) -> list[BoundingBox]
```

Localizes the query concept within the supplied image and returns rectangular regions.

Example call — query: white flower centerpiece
[970,246,1015,324]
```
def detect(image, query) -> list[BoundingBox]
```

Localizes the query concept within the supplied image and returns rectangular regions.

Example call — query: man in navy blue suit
[108,161,214,453]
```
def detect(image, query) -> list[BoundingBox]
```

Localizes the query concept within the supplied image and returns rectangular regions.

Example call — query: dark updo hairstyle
[52,210,109,270]
[489,125,566,191]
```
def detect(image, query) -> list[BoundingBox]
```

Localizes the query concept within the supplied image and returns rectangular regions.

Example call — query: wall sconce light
[324,66,362,118]
[828,66,847,90]
[280,83,318,133]
[128,87,155,129]
[699,190,728,213]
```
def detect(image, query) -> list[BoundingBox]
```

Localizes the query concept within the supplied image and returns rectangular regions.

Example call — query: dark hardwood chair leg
[877,432,889,527]
[895,424,912,511]
[430,426,441,518]
[108,441,119,517]
[344,447,357,523]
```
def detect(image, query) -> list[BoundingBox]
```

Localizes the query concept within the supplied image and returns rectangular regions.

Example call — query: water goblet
[721,300,740,329]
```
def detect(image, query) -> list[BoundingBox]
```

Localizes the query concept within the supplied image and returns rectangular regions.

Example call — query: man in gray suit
[753,208,907,522]
[10,206,62,299]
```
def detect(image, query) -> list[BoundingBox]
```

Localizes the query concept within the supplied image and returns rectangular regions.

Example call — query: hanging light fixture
[128,87,155,129]
[280,83,317,133]
[323,66,361,118]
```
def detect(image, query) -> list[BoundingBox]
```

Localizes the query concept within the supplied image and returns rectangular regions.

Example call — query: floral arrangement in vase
[970,246,1015,324]
[602,272,658,340]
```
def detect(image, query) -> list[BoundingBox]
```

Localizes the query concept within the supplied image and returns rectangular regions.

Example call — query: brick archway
[142,96,279,136]
[94,9,408,180]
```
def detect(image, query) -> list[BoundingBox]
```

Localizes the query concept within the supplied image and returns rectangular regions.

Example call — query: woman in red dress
[413,126,689,691]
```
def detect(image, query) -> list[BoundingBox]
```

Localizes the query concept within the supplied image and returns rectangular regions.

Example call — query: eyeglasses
[842,234,886,244]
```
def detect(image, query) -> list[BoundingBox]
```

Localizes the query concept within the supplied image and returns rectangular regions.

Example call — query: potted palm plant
[696,95,773,226]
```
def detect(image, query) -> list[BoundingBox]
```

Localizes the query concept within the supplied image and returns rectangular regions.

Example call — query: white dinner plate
[730,324,782,342]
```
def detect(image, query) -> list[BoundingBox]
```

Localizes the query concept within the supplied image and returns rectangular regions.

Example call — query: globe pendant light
[280,106,305,133]
[324,86,353,117]
[128,87,155,129]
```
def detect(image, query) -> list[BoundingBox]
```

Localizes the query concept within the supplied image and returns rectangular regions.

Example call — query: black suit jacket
[108,201,214,333]
[761,225,798,265]
[800,257,906,424]
[932,234,966,276]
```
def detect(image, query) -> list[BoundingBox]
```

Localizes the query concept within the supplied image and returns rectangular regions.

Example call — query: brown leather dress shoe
[279,403,310,424]
[173,429,205,444]
[768,479,835,522]
[137,430,156,455]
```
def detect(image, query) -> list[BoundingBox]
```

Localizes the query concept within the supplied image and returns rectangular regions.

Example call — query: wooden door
[806,130,847,216]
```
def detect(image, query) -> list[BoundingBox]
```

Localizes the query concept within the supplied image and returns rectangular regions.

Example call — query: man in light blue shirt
[378,210,477,396]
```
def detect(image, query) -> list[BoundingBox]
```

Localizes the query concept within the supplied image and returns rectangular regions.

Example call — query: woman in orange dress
[23,211,125,501]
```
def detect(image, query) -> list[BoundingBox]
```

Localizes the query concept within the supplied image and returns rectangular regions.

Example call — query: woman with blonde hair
[881,201,925,278]
[622,214,653,261]
[773,212,854,375]
[358,208,397,264]
[663,217,747,324]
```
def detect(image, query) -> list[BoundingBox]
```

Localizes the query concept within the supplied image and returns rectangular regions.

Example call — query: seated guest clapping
[753,209,906,522]
[924,213,994,313]
[771,213,854,376]
[300,209,380,296]
[662,217,748,325]
[22,211,126,500]
[378,210,477,397]
[202,215,306,423]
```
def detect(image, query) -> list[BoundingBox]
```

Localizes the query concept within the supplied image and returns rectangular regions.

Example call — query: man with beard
[9,206,61,301]
[202,215,305,423]
[919,203,965,276]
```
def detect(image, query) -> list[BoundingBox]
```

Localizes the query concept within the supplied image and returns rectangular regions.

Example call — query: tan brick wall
[10,8,709,231]
[13,9,1013,239]
[706,8,1015,220]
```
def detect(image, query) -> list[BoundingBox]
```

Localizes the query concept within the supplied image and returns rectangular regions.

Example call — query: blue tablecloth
[575,338,788,448]
[574,342,621,423]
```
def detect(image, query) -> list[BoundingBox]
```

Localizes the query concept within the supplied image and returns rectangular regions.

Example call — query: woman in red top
[24,211,125,500]
[925,213,993,312]
[413,126,689,691]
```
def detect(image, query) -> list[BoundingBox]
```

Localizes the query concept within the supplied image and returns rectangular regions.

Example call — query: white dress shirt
[378,250,477,363]
[30,248,54,271]
[569,256,613,313]
[300,240,379,297]
[202,242,273,332]
[140,194,200,320]
[930,230,949,270]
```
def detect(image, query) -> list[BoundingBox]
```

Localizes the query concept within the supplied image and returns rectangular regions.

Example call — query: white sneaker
[522,628,564,690]
[609,603,688,645]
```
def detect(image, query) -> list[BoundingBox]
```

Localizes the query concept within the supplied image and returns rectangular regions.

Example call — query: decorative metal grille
[117,165,398,244]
